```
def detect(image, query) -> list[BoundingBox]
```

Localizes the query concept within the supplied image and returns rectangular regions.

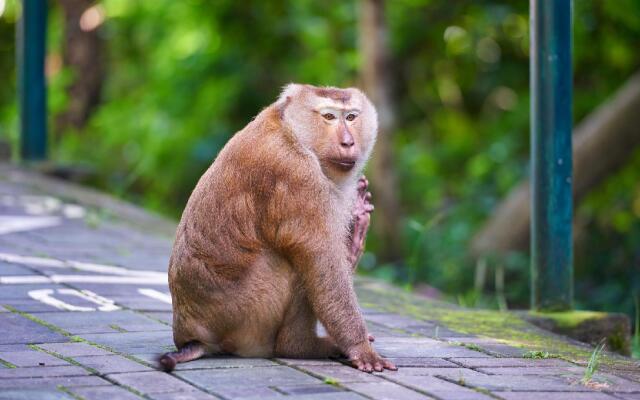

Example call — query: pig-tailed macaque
[160,84,396,373]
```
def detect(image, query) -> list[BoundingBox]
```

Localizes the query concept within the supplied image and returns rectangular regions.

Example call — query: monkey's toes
[382,359,398,371]
[158,353,177,372]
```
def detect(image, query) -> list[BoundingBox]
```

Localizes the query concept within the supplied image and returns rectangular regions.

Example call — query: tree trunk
[55,0,105,137]
[472,72,640,256]
[359,0,403,263]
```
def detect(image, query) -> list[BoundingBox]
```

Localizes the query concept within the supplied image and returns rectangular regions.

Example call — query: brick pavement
[0,165,639,400]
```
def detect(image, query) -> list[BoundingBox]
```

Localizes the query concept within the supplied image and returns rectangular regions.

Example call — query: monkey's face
[280,84,378,182]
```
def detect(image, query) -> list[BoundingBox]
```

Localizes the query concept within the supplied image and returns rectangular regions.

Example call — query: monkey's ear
[277,83,302,105]
[278,96,292,119]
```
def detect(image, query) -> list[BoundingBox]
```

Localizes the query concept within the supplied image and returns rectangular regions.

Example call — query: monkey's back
[167,105,330,351]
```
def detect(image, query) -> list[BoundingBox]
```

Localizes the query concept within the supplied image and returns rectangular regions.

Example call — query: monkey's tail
[158,341,207,372]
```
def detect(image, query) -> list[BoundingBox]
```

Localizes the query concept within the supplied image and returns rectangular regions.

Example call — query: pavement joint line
[3,305,77,339]
[431,374,506,400]
[373,372,451,400]
[108,323,128,333]
[3,304,161,371]
[29,344,100,375]
[56,385,86,400]
[31,344,153,399]
[270,358,372,399]
[0,357,17,369]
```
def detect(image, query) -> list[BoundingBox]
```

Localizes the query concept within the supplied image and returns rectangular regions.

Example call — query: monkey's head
[278,84,378,183]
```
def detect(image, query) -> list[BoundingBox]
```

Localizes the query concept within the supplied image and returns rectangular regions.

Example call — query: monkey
[159,83,396,374]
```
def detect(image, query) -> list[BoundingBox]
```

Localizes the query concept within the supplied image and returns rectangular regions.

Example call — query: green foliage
[1,0,639,335]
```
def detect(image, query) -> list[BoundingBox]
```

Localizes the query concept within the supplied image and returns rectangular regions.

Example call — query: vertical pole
[17,0,48,161]
[530,0,573,311]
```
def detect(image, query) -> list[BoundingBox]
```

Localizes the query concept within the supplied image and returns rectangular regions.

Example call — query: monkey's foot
[346,341,397,373]
[349,176,374,268]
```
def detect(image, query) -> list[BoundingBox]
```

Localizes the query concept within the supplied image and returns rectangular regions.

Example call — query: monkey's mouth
[329,159,357,171]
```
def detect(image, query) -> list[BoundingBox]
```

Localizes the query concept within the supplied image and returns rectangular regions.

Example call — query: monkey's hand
[348,175,373,270]
[346,341,397,373]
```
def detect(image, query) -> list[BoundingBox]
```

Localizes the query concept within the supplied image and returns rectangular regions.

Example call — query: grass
[323,377,339,386]
[633,294,639,359]
[0,358,17,369]
[522,350,560,359]
[581,339,606,385]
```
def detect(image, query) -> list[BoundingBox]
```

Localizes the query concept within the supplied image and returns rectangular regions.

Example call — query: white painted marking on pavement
[1,274,167,285]
[0,216,62,235]
[28,288,121,312]
[0,253,167,285]
[138,288,172,304]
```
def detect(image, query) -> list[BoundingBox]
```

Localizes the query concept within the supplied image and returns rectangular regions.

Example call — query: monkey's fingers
[382,359,397,371]
[364,203,374,213]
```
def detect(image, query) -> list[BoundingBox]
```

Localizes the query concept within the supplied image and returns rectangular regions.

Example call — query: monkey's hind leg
[159,341,207,372]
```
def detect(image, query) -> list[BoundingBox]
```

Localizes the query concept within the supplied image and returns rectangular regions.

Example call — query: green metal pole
[17,0,48,161]
[530,0,573,311]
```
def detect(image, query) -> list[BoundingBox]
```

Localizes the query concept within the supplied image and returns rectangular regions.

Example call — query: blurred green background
[0,0,639,356]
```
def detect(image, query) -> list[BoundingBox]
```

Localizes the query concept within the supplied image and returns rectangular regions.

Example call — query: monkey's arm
[347,175,373,272]
[295,238,394,372]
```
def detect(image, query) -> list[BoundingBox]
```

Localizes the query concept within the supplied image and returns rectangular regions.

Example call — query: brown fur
[164,84,396,373]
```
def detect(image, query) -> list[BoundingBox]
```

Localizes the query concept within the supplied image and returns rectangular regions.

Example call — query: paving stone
[0,262,39,275]
[0,389,75,400]
[204,385,282,399]
[72,354,153,374]
[0,313,68,344]
[383,357,458,367]
[0,375,111,390]
[0,350,70,367]
[176,365,322,395]
[363,313,426,330]
[35,310,170,334]
[343,381,431,399]
[450,357,574,368]
[171,356,279,370]
[497,392,618,400]
[37,342,114,357]
[0,365,89,379]
[446,338,526,357]
[374,339,490,358]
[108,296,173,311]
[477,366,584,376]
[0,344,31,351]
[297,364,381,383]
[142,312,173,325]
[69,385,145,400]
[277,358,346,367]
[454,374,592,392]
[384,375,494,399]
[149,390,221,400]
[107,371,200,394]
[81,331,174,354]
[1,299,70,313]
[241,393,367,400]
[380,367,485,380]
[275,383,344,395]
[583,373,640,393]
[611,394,640,400]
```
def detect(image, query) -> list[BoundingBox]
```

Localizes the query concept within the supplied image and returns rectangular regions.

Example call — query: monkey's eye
[346,113,357,122]
[322,113,336,121]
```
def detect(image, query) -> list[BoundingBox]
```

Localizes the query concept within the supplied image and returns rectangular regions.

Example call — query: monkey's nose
[340,132,355,148]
